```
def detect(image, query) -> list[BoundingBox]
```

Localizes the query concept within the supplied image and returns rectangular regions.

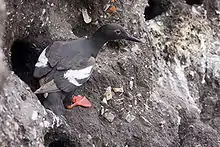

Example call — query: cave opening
[10,39,46,105]
[44,130,78,147]
[49,139,75,147]
[185,0,203,5]
[10,39,41,91]
[144,0,171,20]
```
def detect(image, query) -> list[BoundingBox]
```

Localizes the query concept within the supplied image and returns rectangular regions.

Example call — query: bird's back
[46,39,94,70]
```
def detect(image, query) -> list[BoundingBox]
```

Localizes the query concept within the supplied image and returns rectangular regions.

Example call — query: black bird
[34,23,141,115]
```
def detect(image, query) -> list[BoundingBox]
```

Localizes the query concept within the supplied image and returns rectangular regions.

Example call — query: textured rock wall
[0,0,8,89]
[1,0,220,146]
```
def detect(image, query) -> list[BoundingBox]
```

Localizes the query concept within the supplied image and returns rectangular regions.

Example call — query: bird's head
[92,24,142,43]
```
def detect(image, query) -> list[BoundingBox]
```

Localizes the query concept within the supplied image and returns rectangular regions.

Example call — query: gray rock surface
[1,73,51,147]
[1,0,220,146]
[0,0,8,89]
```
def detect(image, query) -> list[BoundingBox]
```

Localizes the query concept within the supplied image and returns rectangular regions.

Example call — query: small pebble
[104,111,115,123]
[125,113,136,123]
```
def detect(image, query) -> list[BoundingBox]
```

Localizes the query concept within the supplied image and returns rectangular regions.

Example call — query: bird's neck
[90,32,108,57]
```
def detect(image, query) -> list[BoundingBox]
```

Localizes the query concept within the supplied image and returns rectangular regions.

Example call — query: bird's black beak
[125,35,142,43]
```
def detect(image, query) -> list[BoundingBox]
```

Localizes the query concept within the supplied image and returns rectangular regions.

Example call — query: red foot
[66,95,92,109]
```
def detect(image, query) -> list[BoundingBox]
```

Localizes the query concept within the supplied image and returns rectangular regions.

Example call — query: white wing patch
[35,47,48,67]
[64,65,93,86]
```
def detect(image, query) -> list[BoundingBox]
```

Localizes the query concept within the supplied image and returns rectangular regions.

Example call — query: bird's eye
[115,30,121,35]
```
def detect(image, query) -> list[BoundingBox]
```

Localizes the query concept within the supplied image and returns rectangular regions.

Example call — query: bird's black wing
[53,56,96,92]
[46,39,91,70]
[45,41,70,68]
[34,39,96,93]
[45,39,96,92]
[33,41,68,78]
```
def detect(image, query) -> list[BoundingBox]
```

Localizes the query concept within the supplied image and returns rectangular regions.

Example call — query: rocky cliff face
[1,0,220,146]
[0,0,8,89]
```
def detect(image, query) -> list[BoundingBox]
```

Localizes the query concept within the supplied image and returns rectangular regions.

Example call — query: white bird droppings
[31,111,38,120]
[82,8,92,24]
[44,121,50,128]
[42,9,46,16]
[129,81,134,90]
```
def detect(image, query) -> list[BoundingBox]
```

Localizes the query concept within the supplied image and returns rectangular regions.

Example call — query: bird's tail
[34,80,60,94]
[43,92,66,116]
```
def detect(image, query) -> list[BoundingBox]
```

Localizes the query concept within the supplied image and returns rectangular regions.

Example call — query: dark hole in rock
[22,138,30,146]
[10,39,41,91]
[49,139,75,147]
[185,0,203,5]
[44,129,78,147]
[71,21,98,38]
[10,39,45,102]
[144,0,171,20]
